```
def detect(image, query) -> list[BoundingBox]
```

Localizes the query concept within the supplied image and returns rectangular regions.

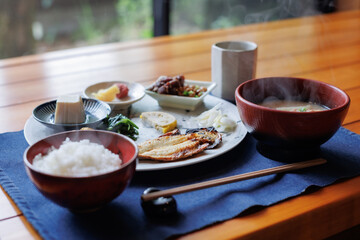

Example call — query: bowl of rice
[23,130,138,212]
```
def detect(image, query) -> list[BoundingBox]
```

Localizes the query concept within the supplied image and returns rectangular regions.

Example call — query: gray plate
[33,98,111,130]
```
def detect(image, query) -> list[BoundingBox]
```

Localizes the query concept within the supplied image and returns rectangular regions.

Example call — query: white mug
[211,41,257,102]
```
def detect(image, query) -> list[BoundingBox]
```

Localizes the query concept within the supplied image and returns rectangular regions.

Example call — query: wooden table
[1,9,360,240]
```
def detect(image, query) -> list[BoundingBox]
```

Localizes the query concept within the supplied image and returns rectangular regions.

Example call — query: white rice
[33,138,122,177]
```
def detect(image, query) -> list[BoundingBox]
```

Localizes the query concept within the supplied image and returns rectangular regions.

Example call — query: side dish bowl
[23,130,138,212]
[235,77,350,150]
[33,98,111,131]
[145,80,216,111]
[84,81,145,111]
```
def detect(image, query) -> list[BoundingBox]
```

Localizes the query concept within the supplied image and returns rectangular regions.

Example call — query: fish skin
[139,140,209,161]
[138,128,222,162]
[138,134,194,154]
[185,127,222,149]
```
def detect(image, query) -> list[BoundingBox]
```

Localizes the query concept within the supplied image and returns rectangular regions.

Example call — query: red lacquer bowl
[235,77,350,149]
[24,130,138,212]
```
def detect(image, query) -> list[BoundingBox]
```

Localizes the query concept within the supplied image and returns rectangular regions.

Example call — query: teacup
[211,41,257,102]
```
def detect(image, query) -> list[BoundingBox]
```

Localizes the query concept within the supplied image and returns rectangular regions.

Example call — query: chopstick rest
[141,187,177,217]
[141,158,327,216]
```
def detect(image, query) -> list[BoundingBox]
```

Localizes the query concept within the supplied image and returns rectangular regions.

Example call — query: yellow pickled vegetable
[93,85,119,102]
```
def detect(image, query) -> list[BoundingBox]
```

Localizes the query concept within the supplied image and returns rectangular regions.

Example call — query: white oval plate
[24,95,247,171]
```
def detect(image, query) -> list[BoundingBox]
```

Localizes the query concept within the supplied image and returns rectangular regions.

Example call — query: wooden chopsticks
[141,158,327,202]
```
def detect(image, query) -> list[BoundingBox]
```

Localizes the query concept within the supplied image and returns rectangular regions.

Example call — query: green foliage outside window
[0,0,321,59]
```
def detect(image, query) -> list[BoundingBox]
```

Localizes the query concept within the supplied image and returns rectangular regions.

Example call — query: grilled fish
[138,128,222,161]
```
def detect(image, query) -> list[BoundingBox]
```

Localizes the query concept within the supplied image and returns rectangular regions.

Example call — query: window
[0,0,336,59]
[0,0,152,59]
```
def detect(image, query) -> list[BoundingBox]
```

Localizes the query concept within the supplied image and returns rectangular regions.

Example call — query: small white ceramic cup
[211,41,257,102]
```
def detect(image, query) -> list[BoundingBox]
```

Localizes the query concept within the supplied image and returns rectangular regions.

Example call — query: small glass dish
[145,80,216,111]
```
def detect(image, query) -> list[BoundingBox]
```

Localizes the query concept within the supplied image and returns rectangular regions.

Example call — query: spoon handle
[141,158,327,202]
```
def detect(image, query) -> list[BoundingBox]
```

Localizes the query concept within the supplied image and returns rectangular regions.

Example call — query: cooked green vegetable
[103,114,139,140]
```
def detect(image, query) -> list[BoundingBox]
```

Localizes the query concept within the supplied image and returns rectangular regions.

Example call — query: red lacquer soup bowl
[235,77,350,150]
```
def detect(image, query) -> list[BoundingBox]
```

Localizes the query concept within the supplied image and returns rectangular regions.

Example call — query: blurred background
[0,0,358,60]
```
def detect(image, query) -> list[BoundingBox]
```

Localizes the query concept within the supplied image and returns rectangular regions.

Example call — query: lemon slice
[140,112,177,133]
[93,85,119,102]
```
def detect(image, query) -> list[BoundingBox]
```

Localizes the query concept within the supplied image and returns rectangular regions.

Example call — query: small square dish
[145,80,216,110]
[84,81,145,111]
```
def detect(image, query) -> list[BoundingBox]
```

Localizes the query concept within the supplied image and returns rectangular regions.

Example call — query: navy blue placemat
[1,127,360,240]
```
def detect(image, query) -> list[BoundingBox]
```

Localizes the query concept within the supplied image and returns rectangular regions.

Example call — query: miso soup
[260,100,328,112]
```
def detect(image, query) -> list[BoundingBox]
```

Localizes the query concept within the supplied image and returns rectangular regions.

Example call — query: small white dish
[145,80,216,111]
[84,81,145,111]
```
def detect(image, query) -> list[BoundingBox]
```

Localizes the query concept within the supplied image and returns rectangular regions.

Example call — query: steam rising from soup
[260,100,329,112]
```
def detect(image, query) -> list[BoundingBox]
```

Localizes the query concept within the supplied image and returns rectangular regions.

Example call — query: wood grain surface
[1,9,360,240]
